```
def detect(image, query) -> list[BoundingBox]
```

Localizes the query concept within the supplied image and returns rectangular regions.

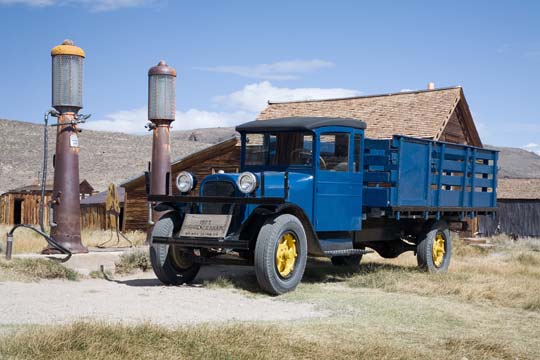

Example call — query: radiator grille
[201,181,236,215]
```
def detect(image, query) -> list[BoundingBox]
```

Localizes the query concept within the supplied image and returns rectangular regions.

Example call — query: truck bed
[363,136,498,214]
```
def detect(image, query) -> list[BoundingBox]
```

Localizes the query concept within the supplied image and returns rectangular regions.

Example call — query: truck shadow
[114,259,415,294]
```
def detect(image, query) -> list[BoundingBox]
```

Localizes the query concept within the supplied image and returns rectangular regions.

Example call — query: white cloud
[84,81,361,134]
[524,143,540,155]
[0,0,155,11]
[215,81,361,113]
[196,59,334,80]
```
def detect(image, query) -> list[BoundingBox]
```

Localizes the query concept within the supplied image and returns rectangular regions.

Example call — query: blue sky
[0,0,538,153]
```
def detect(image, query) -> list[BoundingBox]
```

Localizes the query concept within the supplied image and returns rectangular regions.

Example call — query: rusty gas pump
[146,60,176,225]
[5,39,89,260]
[44,39,89,254]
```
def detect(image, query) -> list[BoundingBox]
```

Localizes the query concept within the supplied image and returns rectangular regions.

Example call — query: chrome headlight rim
[237,172,258,194]
[175,171,195,193]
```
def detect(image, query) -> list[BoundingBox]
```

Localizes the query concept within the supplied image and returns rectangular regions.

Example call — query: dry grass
[114,249,150,274]
[0,320,532,360]
[0,258,79,281]
[1,234,539,359]
[286,236,540,313]
[0,225,146,255]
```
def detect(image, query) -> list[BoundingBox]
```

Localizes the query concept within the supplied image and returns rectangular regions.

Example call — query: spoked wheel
[416,220,452,273]
[254,214,308,295]
[150,213,200,285]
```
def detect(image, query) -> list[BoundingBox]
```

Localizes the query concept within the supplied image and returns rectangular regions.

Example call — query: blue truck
[148,117,498,295]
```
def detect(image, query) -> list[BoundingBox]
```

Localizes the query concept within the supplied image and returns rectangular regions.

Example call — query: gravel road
[0,267,323,327]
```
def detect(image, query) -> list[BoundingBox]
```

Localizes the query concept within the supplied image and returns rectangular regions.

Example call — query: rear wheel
[331,255,362,266]
[254,214,308,295]
[150,213,200,285]
[416,220,452,273]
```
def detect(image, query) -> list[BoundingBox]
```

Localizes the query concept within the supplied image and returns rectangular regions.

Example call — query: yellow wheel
[276,233,298,277]
[254,214,308,295]
[432,232,446,268]
[417,220,452,273]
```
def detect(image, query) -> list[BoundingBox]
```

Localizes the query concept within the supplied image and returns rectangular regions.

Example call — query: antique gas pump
[146,60,176,224]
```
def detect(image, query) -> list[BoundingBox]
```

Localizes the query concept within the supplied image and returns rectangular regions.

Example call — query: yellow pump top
[51,39,85,58]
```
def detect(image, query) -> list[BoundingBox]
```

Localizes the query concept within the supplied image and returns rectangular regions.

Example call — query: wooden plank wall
[80,205,107,230]
[441,111,468,145]
[123,146,241,232]
[0,193,52,225]
[0,192,114,231]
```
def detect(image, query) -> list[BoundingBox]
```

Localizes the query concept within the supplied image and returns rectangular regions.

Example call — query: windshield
[244,132,313,168]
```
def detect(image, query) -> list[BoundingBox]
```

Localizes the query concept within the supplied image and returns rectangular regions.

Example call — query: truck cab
[148,117,498,295]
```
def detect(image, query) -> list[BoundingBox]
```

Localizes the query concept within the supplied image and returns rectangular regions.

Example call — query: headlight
[237,172,258,194]
[176,171,195,193]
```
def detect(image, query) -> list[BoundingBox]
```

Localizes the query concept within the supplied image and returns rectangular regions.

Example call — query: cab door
[313,127,364,232]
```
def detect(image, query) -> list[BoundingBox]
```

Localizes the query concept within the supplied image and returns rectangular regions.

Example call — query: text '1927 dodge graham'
[147,117,498,295]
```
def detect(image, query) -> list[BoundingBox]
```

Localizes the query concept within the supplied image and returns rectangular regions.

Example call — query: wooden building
[80,186,125,230]
[258,86,482,146]
[119,85,483,232]
[121,138,239,231]
[478,178,540,237]
[0,180,94,226]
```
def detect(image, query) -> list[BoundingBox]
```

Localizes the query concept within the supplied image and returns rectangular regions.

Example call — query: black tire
[331,255,362,266]
[254,214,308,295]
[150,213,200,285]
[416,220,452,273]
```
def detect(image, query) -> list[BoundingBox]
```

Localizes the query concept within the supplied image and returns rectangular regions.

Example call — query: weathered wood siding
[81,204,107,230]
[0,192,52,225]
[123,142,240,232]
[478,200,540,237]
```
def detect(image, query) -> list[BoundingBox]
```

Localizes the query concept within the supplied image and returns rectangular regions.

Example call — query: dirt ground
[0,263,323,326]
[1,240,539,359]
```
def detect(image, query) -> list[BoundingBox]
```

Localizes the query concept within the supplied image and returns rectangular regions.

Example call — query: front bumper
[152,235,250,250]
[148,194,285,251]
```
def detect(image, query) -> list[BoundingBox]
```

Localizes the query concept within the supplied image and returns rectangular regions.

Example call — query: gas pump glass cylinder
[148,61,176,121]
[51,39,85,112]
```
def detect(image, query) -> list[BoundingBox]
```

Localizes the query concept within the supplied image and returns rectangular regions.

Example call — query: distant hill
[2,118,537,194]
[0,119,230,194]
[171,127,237,144]
[486,145,540,179]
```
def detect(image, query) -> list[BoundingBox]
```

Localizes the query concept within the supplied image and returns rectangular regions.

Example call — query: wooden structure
[478,178,540,237]
[0,180,94,226]
[259,86,483,236]
[258,86,482,147]
[121,138,239,231]
[119,86,484,233]
[80,186,125,230]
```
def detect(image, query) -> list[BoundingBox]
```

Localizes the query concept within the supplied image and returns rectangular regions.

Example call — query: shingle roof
[497,178,540,200]
[258,87,467,141]
[80,187,125,205]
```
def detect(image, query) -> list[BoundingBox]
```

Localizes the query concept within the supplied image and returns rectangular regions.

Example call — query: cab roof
[236,117,367,132]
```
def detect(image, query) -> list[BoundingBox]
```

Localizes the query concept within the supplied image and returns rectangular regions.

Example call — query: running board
[324,249,374,257]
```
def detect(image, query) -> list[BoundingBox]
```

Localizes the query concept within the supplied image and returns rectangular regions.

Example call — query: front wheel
[150,214,200,285]
[416,220,452,273]
[254,214,308,295]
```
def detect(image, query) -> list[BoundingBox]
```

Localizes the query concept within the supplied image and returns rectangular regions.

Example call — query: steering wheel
[289,149,326,169]
[318,156,327,169]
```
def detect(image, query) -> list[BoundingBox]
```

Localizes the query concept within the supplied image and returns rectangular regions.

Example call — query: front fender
[242,203,325,257]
